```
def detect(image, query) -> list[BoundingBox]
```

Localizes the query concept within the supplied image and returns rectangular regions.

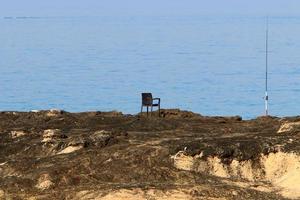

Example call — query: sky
[0,0,299,17]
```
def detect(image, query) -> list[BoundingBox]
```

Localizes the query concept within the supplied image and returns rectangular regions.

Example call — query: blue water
[1,15,300,119]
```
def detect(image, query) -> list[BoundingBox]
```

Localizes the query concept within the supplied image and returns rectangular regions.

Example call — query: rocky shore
[0,109,300,199]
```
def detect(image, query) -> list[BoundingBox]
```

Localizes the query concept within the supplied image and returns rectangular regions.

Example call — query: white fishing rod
[265,17,269,116]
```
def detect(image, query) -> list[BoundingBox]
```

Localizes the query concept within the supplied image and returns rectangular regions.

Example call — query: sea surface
[1,15,300,119]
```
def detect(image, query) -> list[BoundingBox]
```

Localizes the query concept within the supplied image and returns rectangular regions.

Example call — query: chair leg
[151,105,153,116]
[146,106,149,116]
[158,104,160,117]
[141,105,143,114]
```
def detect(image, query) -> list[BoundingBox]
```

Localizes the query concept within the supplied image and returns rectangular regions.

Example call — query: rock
[42,129,67,143]
[41,137,52,143]
[90,130,113,146]
[54,136,86,154]
[46,109,63,117]
[35,174,54,190]
[10,131,26,139]
[43,129,61,138]
[277,121,300,134]
[57,145,83,155]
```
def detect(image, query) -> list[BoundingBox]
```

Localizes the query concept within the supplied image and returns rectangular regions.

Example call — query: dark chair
[141,93,160,116]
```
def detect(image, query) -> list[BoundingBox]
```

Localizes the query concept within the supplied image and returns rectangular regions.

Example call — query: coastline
[0,109,299,199]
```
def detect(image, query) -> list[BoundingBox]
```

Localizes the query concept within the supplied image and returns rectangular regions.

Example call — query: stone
[10,131,26,139]
[91,130,111,139]
[35,174,54,190]
[43,129,61,138]
[90,130,113,146]
[42,129,66,143]
[57,145,83,155]
[46,109,63,117]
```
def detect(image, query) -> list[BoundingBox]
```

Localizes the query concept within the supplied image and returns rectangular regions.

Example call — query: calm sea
[1,15,300,119]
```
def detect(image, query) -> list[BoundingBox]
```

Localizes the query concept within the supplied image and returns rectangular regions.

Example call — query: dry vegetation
[0,109,300,199]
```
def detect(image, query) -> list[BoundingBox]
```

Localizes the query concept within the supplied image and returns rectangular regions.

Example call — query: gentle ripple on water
[1,15,300,119]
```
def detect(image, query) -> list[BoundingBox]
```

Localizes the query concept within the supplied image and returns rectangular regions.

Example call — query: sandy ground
[0,109,300,199]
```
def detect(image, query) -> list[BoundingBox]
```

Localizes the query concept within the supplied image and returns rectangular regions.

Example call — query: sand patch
[73,190,102,199]
[222,179,272,193]
[172,152,194,171]
[206,157,229,178]
[0,190,5,198]
[173,151,300,199]
[100,189,145,200]
[74,188,218,200]
[277,121,300,133]
[262,152,300,199]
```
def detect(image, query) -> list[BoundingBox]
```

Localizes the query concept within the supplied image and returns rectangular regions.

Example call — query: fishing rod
[265,17,269,116]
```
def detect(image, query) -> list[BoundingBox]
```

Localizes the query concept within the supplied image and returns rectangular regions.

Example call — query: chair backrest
[142,93,153,106]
